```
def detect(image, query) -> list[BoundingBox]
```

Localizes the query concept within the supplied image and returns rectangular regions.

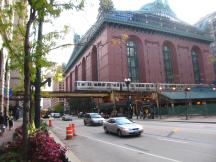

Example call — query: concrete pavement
[0,119,81,162]
[48,115,216,162]
[1,116,215,162]
[49,130,81,162]
[132,115,216,124]
[0,119,22,147]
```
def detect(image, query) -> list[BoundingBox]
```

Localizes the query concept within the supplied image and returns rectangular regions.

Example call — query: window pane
[163,45,174,83]
[192,50,201,83]
[127,41,138,82]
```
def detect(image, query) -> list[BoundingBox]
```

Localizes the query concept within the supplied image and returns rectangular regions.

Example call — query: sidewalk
[49,131,81,162]
[133,115,216,124]
[0,119,22,147]
[0,119,80,162]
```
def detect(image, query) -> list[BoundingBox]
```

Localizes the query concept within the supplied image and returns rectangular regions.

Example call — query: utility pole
[184,87,191,120]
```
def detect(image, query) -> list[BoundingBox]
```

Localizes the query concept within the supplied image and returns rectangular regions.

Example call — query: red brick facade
[64,26,215,92]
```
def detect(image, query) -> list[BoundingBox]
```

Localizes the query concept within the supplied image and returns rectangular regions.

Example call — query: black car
[78,112,85,118]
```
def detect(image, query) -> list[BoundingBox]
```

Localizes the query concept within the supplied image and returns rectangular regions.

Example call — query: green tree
[53,103,64,114]
[98,0,114,17]
[0,0,85,161]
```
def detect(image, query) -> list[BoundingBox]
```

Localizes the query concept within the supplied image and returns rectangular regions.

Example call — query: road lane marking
[79,134,181,162]
[158,138,189,144]
[166,128,180,137]
[173,128,180,132]
[53,126,181,162]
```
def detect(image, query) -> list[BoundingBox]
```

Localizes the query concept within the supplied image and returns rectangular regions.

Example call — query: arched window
[127,41,138,82]
[191,50,201,83]
[91,46,98,81]
[163,45,174,83]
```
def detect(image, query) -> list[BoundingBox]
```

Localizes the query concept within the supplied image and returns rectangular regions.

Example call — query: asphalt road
[50,117,216,162]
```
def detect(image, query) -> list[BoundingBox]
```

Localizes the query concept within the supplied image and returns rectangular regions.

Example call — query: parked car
[103,117,143,136]
[51,113,61,118]
[62,114,73,121]
[42,113,50,119]
[84,113,105,126]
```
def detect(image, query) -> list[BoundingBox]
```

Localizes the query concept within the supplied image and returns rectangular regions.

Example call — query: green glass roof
[64,1,213,73]
[139,0,176,19]
[195,11,216,32]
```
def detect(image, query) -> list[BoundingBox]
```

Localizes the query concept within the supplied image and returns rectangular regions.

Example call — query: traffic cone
[66,126,73,140]
[48,118,52,127]
[72,123,76,136]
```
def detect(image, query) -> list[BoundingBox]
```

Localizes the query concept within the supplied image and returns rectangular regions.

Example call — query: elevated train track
[75,81,209,92]
[11,81,212,99]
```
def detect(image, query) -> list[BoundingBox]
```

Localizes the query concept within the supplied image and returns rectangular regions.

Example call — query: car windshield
[116,118,133,125]
[91,114,102,118]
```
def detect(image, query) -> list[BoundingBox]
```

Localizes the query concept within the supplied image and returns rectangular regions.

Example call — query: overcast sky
[46,0,216,65]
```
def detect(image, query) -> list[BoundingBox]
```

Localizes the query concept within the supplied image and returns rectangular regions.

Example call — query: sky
[46,0,216,65]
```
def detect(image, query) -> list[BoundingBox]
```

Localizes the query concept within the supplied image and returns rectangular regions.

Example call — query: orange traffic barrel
[66,126,73,140]
[48,119,52,127]
[72,123,76,136]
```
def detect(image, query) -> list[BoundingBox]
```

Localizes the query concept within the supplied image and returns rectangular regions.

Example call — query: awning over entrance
[160,87,216,102]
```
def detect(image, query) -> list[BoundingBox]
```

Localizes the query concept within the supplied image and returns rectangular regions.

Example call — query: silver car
[62,114,73,121]
[84,113,105,126]
[103,117,143,136]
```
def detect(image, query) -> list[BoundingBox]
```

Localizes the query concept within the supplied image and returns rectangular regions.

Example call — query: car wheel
[117,130,122,137]
[104,127,109,134]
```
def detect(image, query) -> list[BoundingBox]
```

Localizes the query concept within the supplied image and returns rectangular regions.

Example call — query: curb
[133,119,216,124]
[49,131,81,162]
[160,120,216,124]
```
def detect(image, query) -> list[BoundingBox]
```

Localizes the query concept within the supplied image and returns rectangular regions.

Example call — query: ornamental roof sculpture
[195,11,216,32]
[139,0,176,19]
[65,0,212,73]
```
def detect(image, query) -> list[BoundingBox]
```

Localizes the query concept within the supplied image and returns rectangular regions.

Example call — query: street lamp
[157,85,163,119]
[124,78,131,92]
[184,87,191,120]
[124,78,132,118]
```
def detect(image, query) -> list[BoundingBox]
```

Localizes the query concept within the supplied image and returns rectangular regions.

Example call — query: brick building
[195,12,216,76]
[64,0,215,91]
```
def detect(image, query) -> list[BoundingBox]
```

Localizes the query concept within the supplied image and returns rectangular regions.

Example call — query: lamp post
[124,78,131,92]
[184,87,191,120]
[124,78,132,118]
[157,85,163,119]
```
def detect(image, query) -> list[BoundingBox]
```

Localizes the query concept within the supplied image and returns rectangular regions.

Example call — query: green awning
[161,87,216,101]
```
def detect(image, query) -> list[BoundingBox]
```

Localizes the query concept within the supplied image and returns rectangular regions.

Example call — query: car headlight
[139,126,143,131]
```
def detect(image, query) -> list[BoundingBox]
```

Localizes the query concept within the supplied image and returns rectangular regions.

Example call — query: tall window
[192,50,201,83]
[163,45,174,83]
[127,41,138,82]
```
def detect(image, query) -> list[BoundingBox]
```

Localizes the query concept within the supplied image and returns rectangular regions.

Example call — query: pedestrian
[8,112,13,130]
[136,109,139,119]
[144,108,149,119]
[3,113,8,129]
[140,109,144,119]
[0,112,4,136]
